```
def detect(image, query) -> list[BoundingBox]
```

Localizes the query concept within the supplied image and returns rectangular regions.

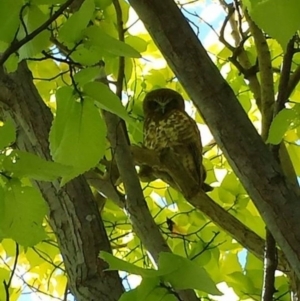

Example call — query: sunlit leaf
[100,251,160,277]
[32,0,65,4]
[49,86,107,183]
[84,25,141,58]
[267,107,300,144]
[59,0,95,43]
[3,150,72,181]
[0,0,22,44]
[244,0,300,48]
[158,253,222,295]
[0,180,48,247]
[0,119,16,150]
[83,81,129,120]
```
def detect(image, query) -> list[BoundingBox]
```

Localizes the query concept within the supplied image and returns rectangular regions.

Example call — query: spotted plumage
[141,88,211,191]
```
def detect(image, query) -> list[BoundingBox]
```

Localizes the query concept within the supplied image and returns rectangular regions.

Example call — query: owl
[141,88,212,192]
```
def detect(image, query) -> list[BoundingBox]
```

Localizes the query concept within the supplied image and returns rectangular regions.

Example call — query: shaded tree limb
[262,229,277,301]
[276,37,295,114]
[128,0,300,279]
[98,74,200,301]
[245,12,275,140]
[0,62,124,301]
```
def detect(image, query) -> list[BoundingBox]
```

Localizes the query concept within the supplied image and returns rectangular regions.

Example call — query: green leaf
[0,0,22,44]
[3,150,72,181]
[84,25,141,58]
[267,107,300,144]
[125,35,148,53]
[0,180,48,247]
[218,187,236,204]
[59,0,95,44]
[4,53,18,73]
[95,0,112,9]
[221,172,240,195]
[244,0,300,49]
[49,86,107,183]
[31,0,66,4]
[74,67,102,87]
[71,45,103,65]
[100,251,160,278]
[0,119,16,149]
[17,5,50,60]
[159,253,222,295]
[83,81,129,120]
[135,278,177,301]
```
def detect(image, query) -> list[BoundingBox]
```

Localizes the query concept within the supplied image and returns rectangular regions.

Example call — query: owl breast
[144,110,195,150]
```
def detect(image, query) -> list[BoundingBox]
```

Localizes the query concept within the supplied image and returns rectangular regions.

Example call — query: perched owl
[141,88,212,192]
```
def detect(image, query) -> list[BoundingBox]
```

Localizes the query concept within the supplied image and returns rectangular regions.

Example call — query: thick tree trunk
[0,62,124,301]
[128,0,300,279]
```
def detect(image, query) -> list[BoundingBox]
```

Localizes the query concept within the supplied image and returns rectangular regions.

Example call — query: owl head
[143,88,185,116]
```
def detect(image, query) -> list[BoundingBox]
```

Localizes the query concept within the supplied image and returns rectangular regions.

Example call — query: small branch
[112,0,125,99]
[0,0,75,66]
[219,0,262,109]
[262,229,278,301]
[4,243,19,301]
[276,37,295,113]
[245,11,274,140]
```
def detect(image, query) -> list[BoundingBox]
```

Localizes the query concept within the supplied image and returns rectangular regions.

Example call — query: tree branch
[128,0,300,279]
[97,66,200,300]
[262,229,277,301]
[0,62,124,301]
[245,12,274,140]
[276,37,295,113]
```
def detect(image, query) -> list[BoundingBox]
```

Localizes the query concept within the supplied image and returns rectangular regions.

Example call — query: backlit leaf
[84,25,141,58]
[0,119,16,150]
[49,86,107,183]
[245,0,300,49]
[59,0,95,43]
[0,180,48,247]
[3,150,72,181]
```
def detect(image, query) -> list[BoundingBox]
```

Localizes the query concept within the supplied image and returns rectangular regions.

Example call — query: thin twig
[4,243,19,301]
[112,0,125,99]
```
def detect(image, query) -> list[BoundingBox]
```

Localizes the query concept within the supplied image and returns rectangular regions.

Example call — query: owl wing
[173,110,203,185]
[144,109,203,184]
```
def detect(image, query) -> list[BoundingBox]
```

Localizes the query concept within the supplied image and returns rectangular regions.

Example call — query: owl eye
[149,101,159,110]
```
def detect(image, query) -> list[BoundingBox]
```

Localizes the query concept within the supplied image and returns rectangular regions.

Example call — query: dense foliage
[0,0,300,300]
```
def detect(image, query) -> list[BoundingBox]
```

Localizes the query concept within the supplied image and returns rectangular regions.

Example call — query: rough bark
[0,62,124,301]
[128,0,300,279]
